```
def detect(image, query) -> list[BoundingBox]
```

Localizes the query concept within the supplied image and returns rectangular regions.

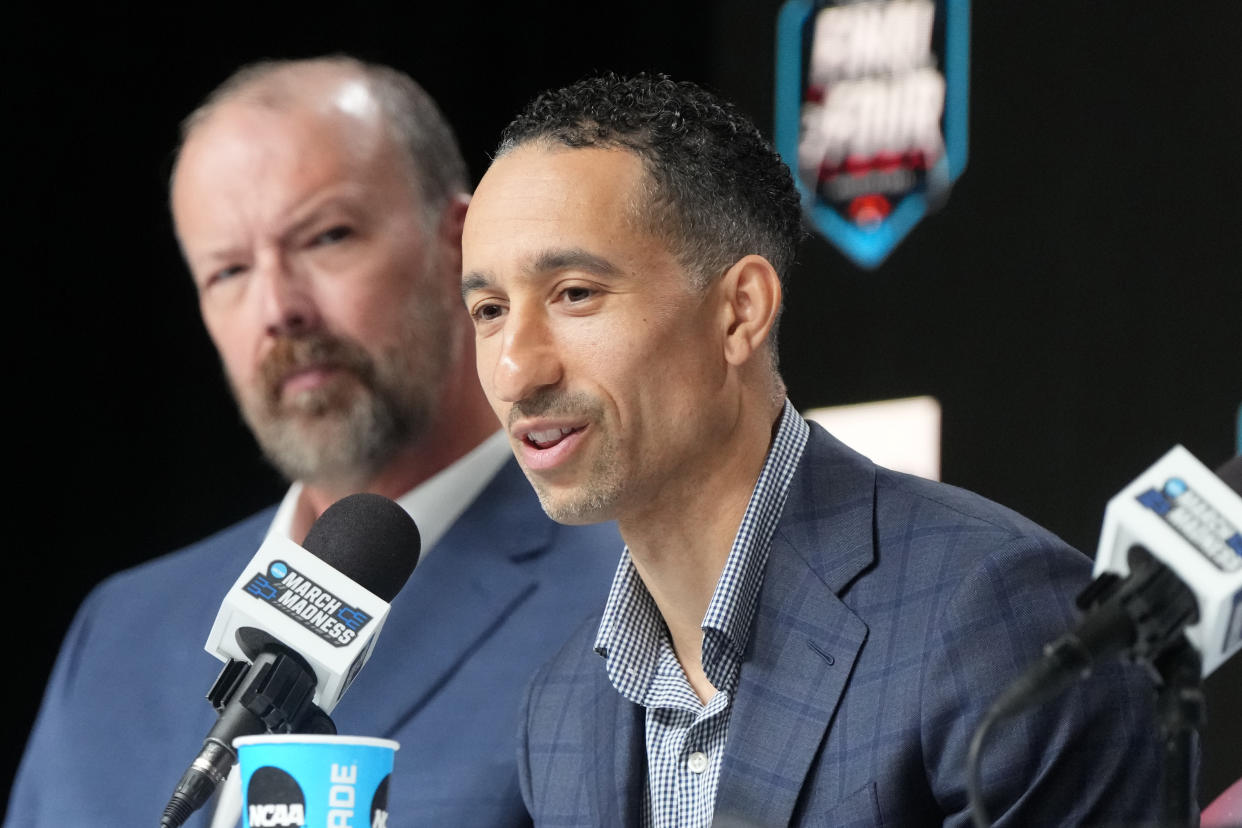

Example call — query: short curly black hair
[498,73,804,289]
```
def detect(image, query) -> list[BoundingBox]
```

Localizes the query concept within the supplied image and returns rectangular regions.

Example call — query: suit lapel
[715,425,877,826]
[589,671,646,827]
[337,459,553,736]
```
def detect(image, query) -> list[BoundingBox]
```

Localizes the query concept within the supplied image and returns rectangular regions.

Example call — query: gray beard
[247,371,423,490]
[231,315,450,490]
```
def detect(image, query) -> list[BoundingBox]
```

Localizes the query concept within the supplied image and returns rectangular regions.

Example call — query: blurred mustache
[260,333,375,401]
[507,390,601,429]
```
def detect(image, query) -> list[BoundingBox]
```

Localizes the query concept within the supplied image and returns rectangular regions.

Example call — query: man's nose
[490,305,563,403]
[255,255,320,337]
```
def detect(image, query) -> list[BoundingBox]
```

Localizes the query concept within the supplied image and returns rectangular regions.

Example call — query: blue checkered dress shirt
[593,400,810,828]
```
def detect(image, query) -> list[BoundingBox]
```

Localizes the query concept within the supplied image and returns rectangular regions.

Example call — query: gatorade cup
[234,734,398,828]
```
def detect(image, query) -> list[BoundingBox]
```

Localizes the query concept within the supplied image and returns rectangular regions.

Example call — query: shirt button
[687,751,709,773]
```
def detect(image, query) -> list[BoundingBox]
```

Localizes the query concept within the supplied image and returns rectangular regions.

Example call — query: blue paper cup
[234,734,398,828]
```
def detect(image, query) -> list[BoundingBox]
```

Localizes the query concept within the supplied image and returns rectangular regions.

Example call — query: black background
[9,0,1241,814]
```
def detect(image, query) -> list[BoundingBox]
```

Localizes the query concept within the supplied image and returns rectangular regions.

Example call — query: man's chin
[529,479,618,526]
[249,411,362,477]
[258,404,351,439]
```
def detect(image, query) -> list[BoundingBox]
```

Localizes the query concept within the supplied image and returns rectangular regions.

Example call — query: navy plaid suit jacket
[518,423,1168,826]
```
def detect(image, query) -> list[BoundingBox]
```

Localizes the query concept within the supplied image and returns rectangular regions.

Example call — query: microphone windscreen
[302,493,421,602]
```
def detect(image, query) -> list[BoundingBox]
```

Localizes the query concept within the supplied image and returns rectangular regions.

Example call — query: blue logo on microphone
[240,562,371,646]
[1163,478,1188,499]
[1137,479,1242,572]
[244,575,279,601]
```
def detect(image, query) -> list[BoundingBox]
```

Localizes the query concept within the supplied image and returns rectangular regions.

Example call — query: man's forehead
[172,102,419,260]
[466,146,645,242]
[174,95,410,213]
[460,145,680,293]
[486,143,642,199]
[191,96,373,156]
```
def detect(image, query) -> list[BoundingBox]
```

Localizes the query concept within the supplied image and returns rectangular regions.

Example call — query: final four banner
[775,0,969,269]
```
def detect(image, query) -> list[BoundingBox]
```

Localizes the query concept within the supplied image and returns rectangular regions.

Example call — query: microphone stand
[160,647,335,828]
[1154,640,1203,828]
[967,547,1202,828]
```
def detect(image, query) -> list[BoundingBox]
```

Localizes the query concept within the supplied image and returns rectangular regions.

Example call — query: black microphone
[160,493,420,828]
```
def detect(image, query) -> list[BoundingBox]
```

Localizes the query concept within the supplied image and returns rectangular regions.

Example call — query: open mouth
[524,426,582,450]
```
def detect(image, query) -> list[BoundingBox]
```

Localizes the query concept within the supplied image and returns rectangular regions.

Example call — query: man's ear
[438,192,472,277]
[719,254,782,367]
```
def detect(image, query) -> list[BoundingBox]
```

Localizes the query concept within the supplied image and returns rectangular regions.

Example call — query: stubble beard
[510,390,625,525]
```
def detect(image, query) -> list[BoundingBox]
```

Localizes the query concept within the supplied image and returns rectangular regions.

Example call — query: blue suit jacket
[8,458,621,828]
[518,425,1168,826]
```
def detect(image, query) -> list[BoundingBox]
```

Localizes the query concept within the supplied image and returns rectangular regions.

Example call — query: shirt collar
[700,401,809,683]
[266,429,512,555]
[594,400,811,703]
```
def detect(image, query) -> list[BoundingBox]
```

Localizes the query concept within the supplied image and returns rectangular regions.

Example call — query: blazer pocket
[800,781,881,828]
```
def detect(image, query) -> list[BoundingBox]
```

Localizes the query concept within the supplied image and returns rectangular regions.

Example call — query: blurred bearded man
[8,56,619,828]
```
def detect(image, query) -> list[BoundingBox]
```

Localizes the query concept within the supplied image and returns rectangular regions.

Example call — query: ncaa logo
[246,766,306,827]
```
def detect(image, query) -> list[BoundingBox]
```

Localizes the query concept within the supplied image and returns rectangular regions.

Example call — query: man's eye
[312,226,352,245]
[562,286,593,303]
[473,303,505,322]
[205,264,247,288]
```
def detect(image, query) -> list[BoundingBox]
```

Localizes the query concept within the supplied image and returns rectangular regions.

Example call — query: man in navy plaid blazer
[460,73,1168,826]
